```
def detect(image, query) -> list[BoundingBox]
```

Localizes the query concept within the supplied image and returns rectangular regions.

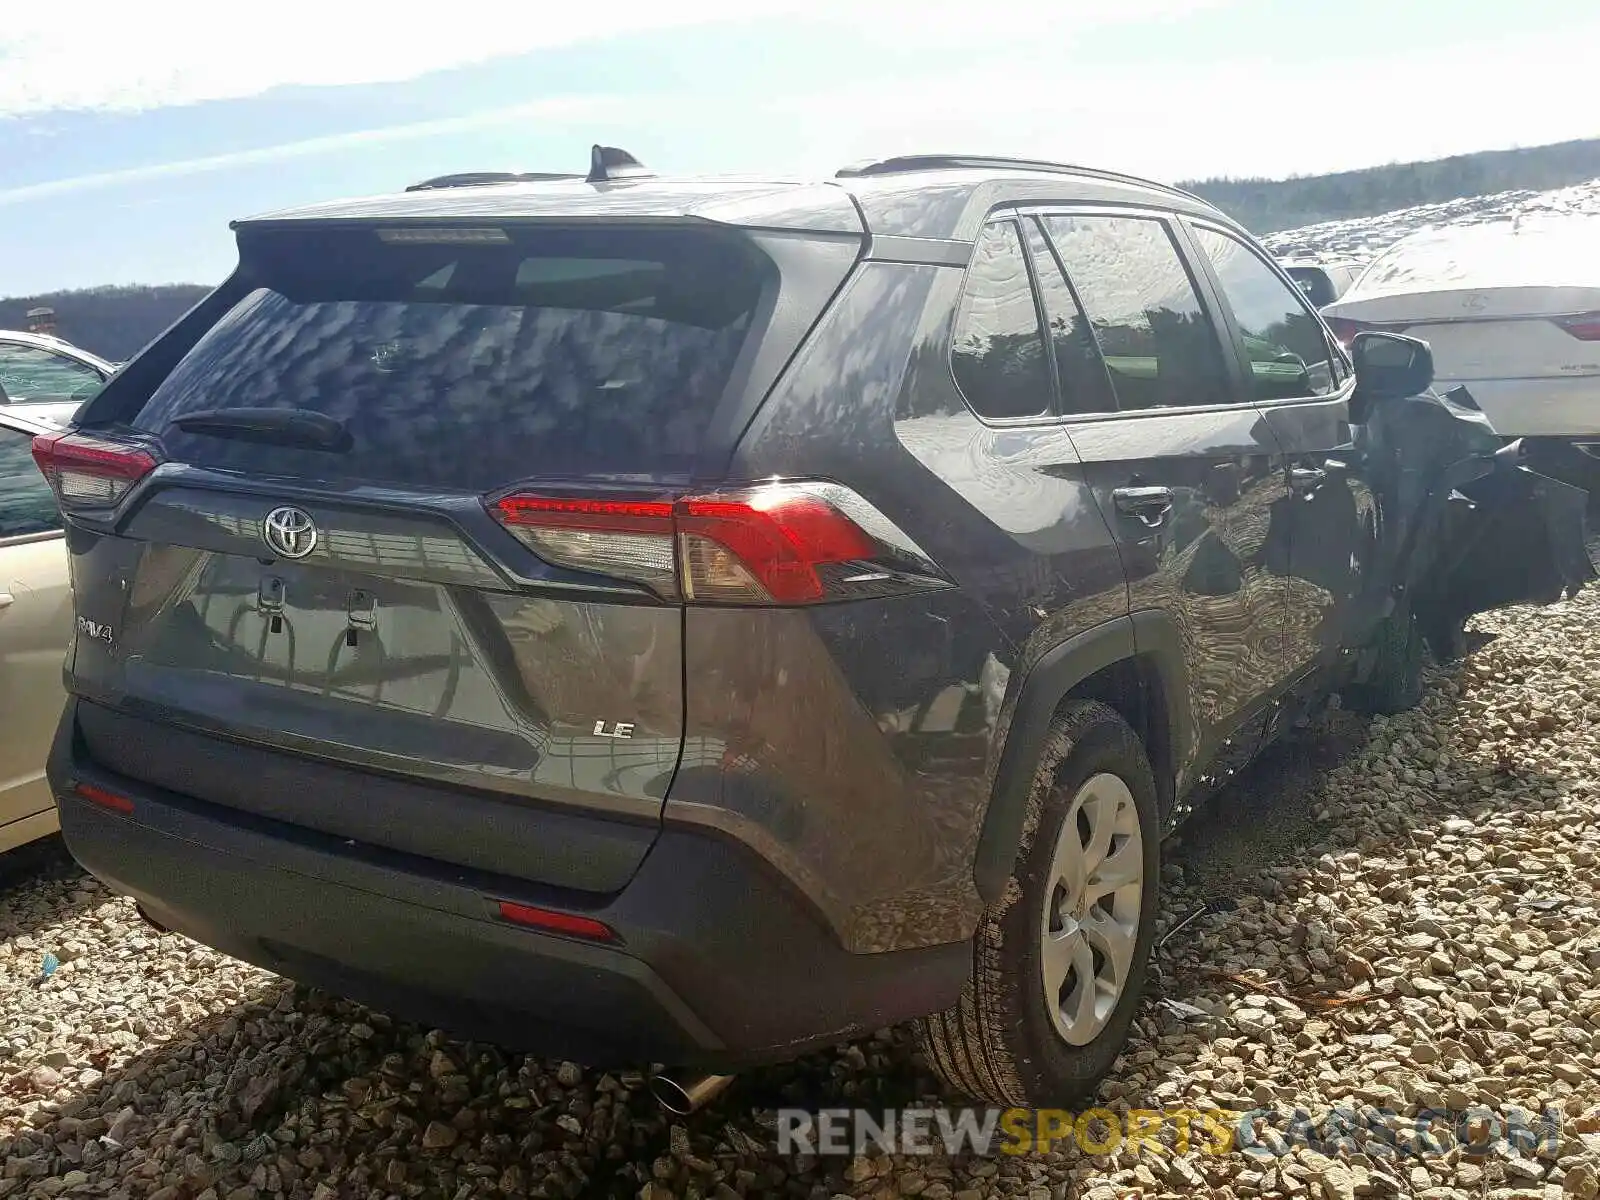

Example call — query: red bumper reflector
[76,783,135,814]
[495,900,616,942]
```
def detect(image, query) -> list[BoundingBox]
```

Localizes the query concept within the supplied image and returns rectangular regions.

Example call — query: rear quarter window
[135,226,775,489]
[949,220,1053,421]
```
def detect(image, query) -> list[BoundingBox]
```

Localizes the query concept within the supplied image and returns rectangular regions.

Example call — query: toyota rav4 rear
[43,153,1595,1107]
[42,169,981,1070]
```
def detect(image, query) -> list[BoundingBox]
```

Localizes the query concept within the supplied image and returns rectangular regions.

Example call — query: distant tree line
[0,284,211,361]
[1181,137,1600,234]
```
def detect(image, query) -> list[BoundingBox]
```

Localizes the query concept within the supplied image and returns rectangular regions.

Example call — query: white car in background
[0,330,115,405]
[1321,219,1600,439]
[0,401,77,853]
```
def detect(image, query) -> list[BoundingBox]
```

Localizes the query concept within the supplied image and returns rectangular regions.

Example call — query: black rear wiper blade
[170,408,350,452]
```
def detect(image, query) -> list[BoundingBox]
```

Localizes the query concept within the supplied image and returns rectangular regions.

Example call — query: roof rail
[405,171,582,192]
[835,154,1204,204]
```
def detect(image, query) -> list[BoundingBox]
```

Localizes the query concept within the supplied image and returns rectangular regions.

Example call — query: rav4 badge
[76,615,114,644]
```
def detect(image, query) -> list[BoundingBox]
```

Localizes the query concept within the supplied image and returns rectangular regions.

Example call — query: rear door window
[1020,218,1118,416]
[1041,214,1231,411]
[135,226,774,488]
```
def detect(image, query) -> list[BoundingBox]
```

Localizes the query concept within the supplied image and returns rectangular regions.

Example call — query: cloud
[0,96,617,207]
[752,20,1600,182]
[0,0,1228,115]
[9,1,1597,208]
[11,7,1596,209]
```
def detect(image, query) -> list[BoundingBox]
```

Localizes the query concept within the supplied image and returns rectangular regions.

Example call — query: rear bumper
[48,699,967,1067]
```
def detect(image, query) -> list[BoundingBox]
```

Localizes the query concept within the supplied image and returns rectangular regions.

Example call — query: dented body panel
[1352,385,1595,649]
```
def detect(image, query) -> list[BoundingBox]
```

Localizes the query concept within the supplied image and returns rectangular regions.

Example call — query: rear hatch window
[134,224,774,487]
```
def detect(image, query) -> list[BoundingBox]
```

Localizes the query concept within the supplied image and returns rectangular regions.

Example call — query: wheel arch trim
[972,611,1193,905]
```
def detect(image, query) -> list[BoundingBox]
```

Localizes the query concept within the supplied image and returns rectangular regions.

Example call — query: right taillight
[490,481,949,605]
[1554,312,1600,341]
[1325,316,1378,348]
[32,432,158,509]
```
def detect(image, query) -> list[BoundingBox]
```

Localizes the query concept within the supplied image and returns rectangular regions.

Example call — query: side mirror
[1352,331,1433,403]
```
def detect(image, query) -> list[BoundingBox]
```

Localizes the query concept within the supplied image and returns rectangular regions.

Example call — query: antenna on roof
[587,145,651,183]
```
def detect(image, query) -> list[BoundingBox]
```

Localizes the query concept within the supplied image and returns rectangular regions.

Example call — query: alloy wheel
[1039,772,1144,1046]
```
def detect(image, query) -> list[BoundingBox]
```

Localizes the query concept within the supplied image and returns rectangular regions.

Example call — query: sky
[3,0,1599,296]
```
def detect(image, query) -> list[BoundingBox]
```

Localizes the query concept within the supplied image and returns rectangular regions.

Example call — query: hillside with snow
[1262,177,1600,264]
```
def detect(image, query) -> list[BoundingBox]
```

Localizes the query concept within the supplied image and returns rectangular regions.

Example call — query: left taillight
[493,495,680,597]
[32,432,158,510]
[490,480,949,606]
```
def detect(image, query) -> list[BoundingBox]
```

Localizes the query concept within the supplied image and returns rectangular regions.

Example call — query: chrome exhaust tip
[648,1072,736,1115]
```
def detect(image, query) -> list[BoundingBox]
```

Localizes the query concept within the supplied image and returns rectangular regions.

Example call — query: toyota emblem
[262,506,318,559]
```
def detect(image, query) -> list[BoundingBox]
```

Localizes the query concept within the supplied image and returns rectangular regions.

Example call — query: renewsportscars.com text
[776,1105,1562,1159]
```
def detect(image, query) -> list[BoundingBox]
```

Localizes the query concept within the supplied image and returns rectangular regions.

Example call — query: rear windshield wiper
[169,408,351,452]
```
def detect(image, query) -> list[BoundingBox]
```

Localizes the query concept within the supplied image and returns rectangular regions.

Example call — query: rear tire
[917,700,1160,1106]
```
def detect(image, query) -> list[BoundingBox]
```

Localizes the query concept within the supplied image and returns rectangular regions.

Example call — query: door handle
[1112,486,1174,527]
[1288,466,1327,495]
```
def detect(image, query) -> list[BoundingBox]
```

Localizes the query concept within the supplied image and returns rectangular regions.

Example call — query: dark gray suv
[35,149,1587,1106]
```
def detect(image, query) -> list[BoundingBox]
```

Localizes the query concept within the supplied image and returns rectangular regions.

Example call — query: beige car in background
[0,402,77,852]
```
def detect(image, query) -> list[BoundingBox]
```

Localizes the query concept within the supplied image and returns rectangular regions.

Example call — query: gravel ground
[3,587,1598,1200]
